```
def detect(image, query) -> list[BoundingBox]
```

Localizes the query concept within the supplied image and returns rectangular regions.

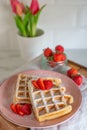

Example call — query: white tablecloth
[0,55,87,130]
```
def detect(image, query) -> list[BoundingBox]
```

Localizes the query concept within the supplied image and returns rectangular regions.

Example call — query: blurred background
[0,0,87,51]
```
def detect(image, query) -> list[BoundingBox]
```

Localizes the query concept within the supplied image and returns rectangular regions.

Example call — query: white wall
[0,0,87,50]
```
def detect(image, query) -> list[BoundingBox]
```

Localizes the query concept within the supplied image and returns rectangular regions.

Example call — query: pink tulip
[16,3,25,16]
[30,0,40,15]
[10,0,19,13]
[10,0,25,16]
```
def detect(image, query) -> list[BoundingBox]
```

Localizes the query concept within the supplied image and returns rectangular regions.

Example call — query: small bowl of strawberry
[43,45,67,71]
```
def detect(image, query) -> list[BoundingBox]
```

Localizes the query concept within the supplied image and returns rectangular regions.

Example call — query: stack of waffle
[13,74,74,122]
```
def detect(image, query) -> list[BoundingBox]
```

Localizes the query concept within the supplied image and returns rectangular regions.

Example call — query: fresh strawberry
[43,80,53,89]
[18,110,24,116]
[53,53,66,62]
[15,104,24,116]
[21,104,31,115]
[36,78,45,90]
[10,103,18,114]
[10,103,32,116]
[67,68,78,77]
[55,45,64,53]
[44,48,53,57]
[72,75,83,86]
[32,80,39,89]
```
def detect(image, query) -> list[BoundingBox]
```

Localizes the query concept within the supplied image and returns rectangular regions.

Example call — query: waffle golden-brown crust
[28,78,74,122]
[13,74,32,104]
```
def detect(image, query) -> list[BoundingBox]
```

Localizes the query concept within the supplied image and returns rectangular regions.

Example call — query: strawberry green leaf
[47,56,54,61]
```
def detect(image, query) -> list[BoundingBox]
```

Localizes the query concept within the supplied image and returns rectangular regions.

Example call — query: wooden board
[0,115,28,130]
[68,60,87,78]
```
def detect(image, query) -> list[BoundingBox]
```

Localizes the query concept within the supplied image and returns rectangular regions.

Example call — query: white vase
[17,29,46,61]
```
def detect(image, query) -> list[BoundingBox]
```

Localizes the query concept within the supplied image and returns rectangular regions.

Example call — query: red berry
[72,75,83,86]
[11,103,32,116]
[36,78,45,90]
[55,45,64,53]
[15,104,24,116]
[44,48,53,57]
[21,104,31,115]
[67,68,78,77]
[53,53,66,62]
[10,104,18,114]
[43,80,53,90]
[32,80,39,89]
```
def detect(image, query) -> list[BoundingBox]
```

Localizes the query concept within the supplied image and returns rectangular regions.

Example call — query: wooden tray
[68,60,87,78]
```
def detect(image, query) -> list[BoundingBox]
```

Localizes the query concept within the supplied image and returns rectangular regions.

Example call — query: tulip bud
[30,0,40,15]
[10,0,25,16]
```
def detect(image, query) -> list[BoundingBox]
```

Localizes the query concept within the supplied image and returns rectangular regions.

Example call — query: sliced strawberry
[15,103,24,116]
[32,80,39,89]
[18,110,24,116]
[11,103,32,116]
[72,75,83,86]
[44,48,53,57]
[36,78,45,90]
[43,80,53,90]
[21,104,31,115]
[55,45,64,53]
[10,104,18,114]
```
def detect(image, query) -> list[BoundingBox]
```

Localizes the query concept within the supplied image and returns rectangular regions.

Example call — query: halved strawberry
[43,80,53,89]
[36,78,45,90]
[32,80,39,89]
[10,103,32,116]
[21,104,31,115]
[15,104,24,116]
[10,103,18,114]
[18,110,24,116]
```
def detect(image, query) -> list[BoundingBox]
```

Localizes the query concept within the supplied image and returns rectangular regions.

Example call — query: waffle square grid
[13,74,32,104]
[28,78,73,122]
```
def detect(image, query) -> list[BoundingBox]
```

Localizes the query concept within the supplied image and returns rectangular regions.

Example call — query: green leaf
[34,4,46,25]
[47,56,54,61]
[27,15,37,37]
[23,13,30,28]
[23,12,31,35]
[12,3,46,37]
[14,15,27,37]
[27,5,46,37]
